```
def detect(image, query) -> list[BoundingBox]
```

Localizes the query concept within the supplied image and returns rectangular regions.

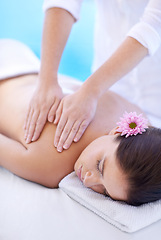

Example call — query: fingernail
[57,147,62,153]
[54,142,58,148]
[63,144,68,149]
[74,138,78,142]
[32,136,35,142]
[26,138,30,144]
[48,116,53,123]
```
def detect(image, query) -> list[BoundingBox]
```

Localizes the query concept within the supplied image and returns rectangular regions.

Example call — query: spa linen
[43,0,161,128]
[59,172,161,233]
[0,39,40,79]
[0,39,76,95]
[1,38,161,234]
[1,38,161,233]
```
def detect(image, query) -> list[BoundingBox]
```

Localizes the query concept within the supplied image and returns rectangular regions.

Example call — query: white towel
[59,172,161,233]
[0,39,40,80]
[0,39,83,96]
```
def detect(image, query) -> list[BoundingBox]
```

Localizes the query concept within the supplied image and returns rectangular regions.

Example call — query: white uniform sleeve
[127,0,161,55]
[43,0,83,21]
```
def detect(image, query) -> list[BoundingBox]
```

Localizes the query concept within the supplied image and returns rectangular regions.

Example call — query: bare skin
[25,8,148,152]
[0,74,144,189]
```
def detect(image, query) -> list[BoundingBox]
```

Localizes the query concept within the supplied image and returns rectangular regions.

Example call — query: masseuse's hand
[54,89,97,152]
[24,82,63,144]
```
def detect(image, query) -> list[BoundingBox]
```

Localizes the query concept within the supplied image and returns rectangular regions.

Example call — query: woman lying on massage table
[0,43,161,207]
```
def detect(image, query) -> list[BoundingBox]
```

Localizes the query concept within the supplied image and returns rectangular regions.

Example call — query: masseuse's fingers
[73,120,88,142]
[56,120,77,152]
[48,98,60,123]
[62,120,82,150]
[24,83,63,144]
[55,116,90,152]
[24,105,32,131]
[54,90,98,152]
[31,110,48,142]
[25,109,40,143]
[54,111,67,148]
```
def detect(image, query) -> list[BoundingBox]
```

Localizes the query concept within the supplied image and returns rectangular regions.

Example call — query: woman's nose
[83,171,100,188]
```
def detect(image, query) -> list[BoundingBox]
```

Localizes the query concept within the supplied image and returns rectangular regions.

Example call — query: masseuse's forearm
[81,37,148,99]
[39,7,75,87]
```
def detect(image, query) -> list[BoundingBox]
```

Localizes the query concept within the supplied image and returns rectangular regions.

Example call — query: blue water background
[0,0,95,81]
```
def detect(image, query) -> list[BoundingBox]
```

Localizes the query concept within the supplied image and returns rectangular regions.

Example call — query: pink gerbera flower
[117,112,149,138]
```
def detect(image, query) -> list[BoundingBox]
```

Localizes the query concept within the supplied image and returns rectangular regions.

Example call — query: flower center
[129,122,137,129]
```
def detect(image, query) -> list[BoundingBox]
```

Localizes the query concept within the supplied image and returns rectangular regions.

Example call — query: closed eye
[96,159,105,176]
[96,160,102,174]
[96,160,111,198]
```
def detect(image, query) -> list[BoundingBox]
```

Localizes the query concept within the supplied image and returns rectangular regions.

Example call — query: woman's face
[74,133,128,201]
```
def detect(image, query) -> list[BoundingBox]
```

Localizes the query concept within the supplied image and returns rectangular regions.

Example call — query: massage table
[0,166,161,240]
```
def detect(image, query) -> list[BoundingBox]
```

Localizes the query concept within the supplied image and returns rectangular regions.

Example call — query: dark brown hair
[115,126,161,206]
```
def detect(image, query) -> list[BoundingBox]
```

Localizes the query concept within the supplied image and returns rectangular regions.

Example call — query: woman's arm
[39,8,75,87]
[83,0,161,98]
[0,132,63,188]
[80,37,148,99]
[54,0,161,150]
[54,37,148,152]
[0,134,31,180]
[0,119,81,188]
[24,7,75,144]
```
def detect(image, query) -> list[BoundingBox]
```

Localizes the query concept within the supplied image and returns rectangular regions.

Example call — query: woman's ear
[109,126,120,136]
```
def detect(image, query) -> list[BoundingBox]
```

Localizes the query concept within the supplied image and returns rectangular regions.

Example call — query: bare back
[0,75,143,187]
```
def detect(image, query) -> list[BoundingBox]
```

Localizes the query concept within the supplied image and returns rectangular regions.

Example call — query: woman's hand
[24,82,63,143]
[54,89,98,152]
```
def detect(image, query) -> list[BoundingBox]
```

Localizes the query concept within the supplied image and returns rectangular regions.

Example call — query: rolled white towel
[59,172,161,233]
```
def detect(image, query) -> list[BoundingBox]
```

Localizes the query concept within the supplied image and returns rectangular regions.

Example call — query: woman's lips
[77,166,83,182]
